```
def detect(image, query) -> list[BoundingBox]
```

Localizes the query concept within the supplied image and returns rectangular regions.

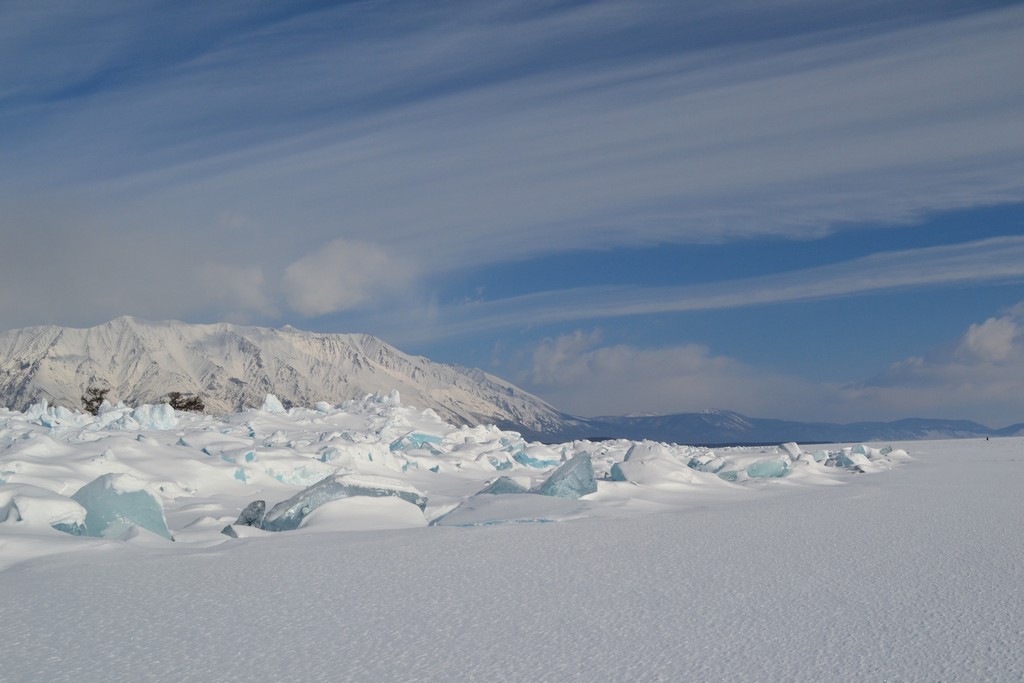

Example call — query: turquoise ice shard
[512,450,560,468]
[52,521,87,536]
[831,448,871,470]
[71,473,172,540]
[745,458,789,478]
[262,473,427,532]
[478,476,529,495]
[687,453,726,473]
[536,453,597,499]
[389,432,443,454]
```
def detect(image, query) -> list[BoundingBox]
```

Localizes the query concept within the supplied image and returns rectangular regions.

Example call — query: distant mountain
[584,410,1005,445]
[995,423,1024,437]
[0,317,584,435]
[0,317,1014,445]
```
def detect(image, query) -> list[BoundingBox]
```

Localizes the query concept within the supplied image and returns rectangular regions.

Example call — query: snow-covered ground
[1,395,1021,681]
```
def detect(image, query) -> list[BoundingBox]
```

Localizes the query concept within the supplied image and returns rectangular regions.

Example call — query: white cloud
[849,305,1024,425]
[958,316,1019,364]
[522,305,1024,426]
[521,330,828,419]
[839,306,1024,425]
[195,263,276,321]
[282,239,415,317]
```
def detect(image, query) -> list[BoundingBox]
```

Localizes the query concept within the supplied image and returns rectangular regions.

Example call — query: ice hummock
[434,460,596,527]
[610,442,697,485]
[536,453,597,499]
[71,473,173,540]
[130,404,178,430]
[0,390,914,569]
[297,496,427,532]
[0,483,88,535]
[430,494,591,527]
[262,473,428,532]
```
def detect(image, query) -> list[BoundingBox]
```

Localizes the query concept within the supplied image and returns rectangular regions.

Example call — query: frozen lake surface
[1,398,1021,681]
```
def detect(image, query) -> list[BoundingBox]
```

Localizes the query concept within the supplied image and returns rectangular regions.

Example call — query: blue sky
[2,1,1024,424]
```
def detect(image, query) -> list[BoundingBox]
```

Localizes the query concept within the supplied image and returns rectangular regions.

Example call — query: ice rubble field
[1,394,1022,681]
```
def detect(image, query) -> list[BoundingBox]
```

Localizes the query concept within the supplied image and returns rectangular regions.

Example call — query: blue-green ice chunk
[746,458,789,478]
[687,453,726,473]
[536,453,597,499]
[512,449,560,469]
[262,474,427,531]
[52,521,87,536]
[71,473,172,540]
[389,433,443,453]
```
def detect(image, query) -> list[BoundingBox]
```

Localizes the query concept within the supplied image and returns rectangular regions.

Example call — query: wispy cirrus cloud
[71,1,1024,265]
[384,236,1024,344]
[0,1,1021,331]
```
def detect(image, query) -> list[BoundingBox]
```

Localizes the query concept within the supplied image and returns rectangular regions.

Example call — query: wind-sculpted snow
[0,392,910,571]
[0,483,87,535]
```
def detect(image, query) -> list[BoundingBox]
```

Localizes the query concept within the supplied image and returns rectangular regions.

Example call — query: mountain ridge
[0,317,1017,445]
[0,316,579,434]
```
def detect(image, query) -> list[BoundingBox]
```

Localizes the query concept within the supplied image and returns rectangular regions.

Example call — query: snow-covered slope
[0,317,575,433]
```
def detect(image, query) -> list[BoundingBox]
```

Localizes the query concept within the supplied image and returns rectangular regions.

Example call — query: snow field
[1,393,1020,680]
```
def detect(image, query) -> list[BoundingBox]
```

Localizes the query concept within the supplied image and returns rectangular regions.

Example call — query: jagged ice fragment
[71,473,172,540]
[262,473,427,531]
[536,453,597,499]
[746,458,790,478]
[236,500,266,527]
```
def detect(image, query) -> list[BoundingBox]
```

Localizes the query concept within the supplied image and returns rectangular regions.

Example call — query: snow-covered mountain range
[0,317,580,435]
[1,317,1019,444]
